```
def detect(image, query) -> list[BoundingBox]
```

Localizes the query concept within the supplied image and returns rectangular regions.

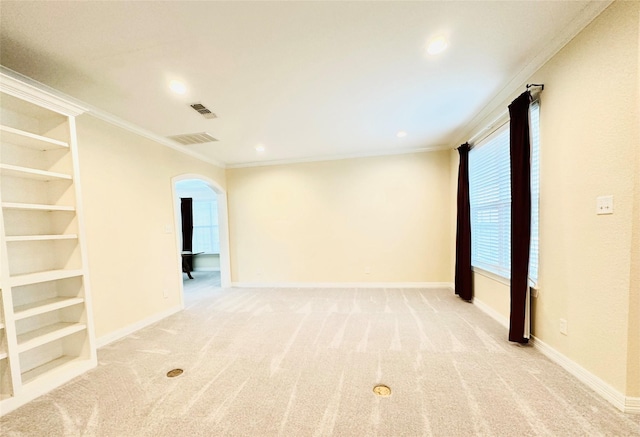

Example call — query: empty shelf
[0,125,69,150]
[10,269,84,287]
[14,297,84,320]
[0,164,72,181]
[21,356,83,384]
[5,234,78,242]
[1,202,75,212]
[17,322,86,353]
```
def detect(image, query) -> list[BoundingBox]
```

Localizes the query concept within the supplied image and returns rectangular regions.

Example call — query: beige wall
[227,151,452,284]
[75,114,225,340]
[629,7,640,396]
[453,1,640,397]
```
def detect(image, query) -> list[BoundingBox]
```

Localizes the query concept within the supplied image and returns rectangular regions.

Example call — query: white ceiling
[0,1,608,168]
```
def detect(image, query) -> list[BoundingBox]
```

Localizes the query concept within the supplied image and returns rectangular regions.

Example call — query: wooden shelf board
[0,125,69,150]
[21,355,83,384]
[5,234,78,242]
[0,164,72,181]
[10,269,84,287]
[14,297,84,320]
[1,202,75,212]
[17,322,86,353]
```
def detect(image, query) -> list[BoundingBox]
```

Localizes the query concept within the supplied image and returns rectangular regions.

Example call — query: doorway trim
[172,174,231,301]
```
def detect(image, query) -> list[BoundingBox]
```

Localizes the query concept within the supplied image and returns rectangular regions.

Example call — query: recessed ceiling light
[169,80,187,95]
[427,36,448,55]
[255,144,265,152]
[397,131,407,138]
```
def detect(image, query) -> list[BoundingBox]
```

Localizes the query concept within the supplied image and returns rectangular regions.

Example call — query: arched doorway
[172,174,231,305]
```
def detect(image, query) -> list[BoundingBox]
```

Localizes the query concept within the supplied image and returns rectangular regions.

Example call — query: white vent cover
[168,132,218,145]
[190,103,217,119]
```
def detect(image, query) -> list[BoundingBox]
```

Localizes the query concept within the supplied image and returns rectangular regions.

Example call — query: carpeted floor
[1,280,639,436]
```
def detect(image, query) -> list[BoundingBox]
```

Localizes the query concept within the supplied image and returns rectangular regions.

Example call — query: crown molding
[88,108,226,168]
[0,66,226,168]
[0,66,87,116]
[226,144,451,169]
[451,0,614,148]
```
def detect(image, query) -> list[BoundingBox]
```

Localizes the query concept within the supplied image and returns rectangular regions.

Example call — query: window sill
[472,267,511,286]
[472,267,538,290]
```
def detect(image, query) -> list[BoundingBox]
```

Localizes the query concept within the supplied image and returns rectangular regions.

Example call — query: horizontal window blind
[192,200,220,254]
[469,125,511,278]
[469,102,540,284]
[529,102,540,286]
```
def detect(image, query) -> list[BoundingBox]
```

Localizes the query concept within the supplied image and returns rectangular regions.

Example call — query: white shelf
[17,322,86,353]
[1,74,95,417]
[10,269,84,287]
[1,202,75,212]
[14,297,84,321]
[5,234,78,242]
[0,322,5,330]
[21,355,82,384]
[0,125,69,151]
[0,164,72,181]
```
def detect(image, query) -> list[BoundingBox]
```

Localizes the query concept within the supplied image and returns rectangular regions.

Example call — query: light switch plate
[596,195,613,215]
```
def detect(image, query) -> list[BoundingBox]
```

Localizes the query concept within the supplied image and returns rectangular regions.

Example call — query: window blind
[469,125,512,278]
[192,200,220,254]
[529,102,540,285]
[468,102,540,284]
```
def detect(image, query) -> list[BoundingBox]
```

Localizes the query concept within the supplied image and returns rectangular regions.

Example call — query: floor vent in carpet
[166,369,184,378]
[373,384,391,397]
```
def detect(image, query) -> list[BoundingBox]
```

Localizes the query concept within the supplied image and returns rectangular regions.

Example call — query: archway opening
[172,175,231,305]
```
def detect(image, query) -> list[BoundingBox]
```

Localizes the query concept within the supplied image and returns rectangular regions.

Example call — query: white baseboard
[231,281,454,289]
[625,397,640,414]
[96,305,182,348]
[529,336,635,413]
[473,297,509,329]
[473,297,638,414]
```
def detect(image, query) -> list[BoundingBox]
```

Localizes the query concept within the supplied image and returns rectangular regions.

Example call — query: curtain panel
[508,91,532,343]
[455,143,473,301]
[181,197,194,252]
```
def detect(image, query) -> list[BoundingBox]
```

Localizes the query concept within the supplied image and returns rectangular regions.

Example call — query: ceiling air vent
[190,103,217,119]
[168,132,218,145]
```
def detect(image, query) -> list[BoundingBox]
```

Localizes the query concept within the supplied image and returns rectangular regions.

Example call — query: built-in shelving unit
[0,70,96,415]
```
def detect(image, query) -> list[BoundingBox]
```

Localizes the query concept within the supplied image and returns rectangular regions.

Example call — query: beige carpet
[2,278,639,436]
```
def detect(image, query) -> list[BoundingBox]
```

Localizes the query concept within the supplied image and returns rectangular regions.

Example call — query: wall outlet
[364,266,371,275]
[559,318,568,335]
[163,225,173,234]
[596,195,613,215]
[163,288,169,299]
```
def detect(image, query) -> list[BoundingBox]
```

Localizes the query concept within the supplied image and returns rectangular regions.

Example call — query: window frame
[468,101,540,287]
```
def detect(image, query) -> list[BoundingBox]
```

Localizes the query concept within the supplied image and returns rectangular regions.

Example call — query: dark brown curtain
[508,91,532,343]
[455,143,473,301]
[181,198,193,252]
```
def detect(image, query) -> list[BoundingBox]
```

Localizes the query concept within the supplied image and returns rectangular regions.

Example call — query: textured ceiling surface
[0,1,607,167]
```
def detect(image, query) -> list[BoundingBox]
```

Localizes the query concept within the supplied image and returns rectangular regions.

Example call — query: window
[192,199,220,254]
[469,102,539,285]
